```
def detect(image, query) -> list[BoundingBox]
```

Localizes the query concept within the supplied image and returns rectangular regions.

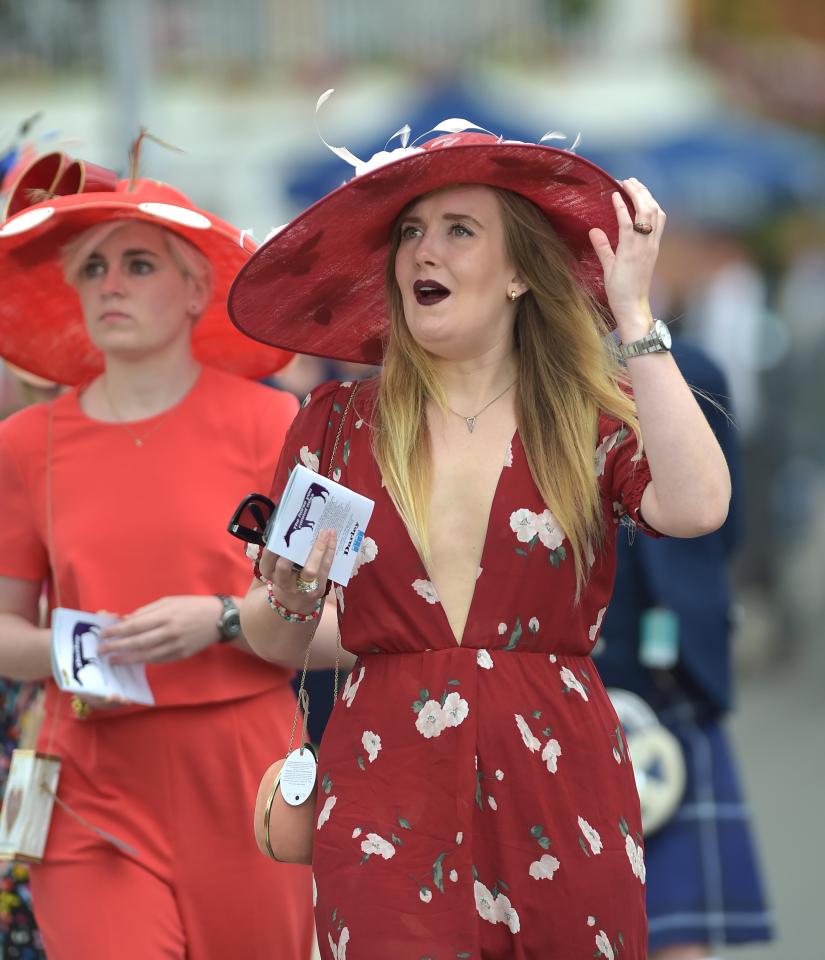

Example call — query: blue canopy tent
[582,117,825,229]
[286,89,825,230]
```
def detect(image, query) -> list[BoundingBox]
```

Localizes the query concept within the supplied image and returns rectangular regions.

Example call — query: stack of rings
[296,575,319,594]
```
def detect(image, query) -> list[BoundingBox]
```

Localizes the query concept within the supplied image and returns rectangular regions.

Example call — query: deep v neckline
[414,430,518,648]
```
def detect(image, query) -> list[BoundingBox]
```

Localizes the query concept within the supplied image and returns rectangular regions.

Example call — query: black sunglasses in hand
[227,493,276,547]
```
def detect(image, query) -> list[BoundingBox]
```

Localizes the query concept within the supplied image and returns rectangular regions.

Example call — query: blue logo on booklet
[352,530,364,554]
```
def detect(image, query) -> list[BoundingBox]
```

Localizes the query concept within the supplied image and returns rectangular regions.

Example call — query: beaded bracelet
[266,581,322,623]
[253,557,271,586]
[246,543,273,586]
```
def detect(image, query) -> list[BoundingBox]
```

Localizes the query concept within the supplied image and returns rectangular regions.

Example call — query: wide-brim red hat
[0,162,293,385]
[229,128,634,365]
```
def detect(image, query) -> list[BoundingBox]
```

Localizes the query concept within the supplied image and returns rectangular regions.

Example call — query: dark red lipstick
[413,279,451,306]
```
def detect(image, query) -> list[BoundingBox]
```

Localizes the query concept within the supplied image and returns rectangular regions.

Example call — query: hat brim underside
[0,197,293,385]
[229,142,629,366]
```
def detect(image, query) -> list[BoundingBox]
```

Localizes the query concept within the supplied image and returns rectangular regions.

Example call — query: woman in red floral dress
[232,120,731,959]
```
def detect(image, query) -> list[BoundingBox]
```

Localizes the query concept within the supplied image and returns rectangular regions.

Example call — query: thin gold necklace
[102,380,171,448]
[446,378,517,434]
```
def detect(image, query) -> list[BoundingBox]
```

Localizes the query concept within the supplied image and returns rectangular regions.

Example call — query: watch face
[654,319,672,350]
[221,610,242,639]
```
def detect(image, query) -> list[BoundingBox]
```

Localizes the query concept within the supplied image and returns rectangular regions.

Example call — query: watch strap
[619,322,669,360]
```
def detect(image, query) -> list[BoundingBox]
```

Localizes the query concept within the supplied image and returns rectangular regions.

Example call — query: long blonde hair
[373,186,641,596]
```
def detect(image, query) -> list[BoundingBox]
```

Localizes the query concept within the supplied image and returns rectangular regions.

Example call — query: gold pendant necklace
[102,381,169,448]
[446,378,517,433]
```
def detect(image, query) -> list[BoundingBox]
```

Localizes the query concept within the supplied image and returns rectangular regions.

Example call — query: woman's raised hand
[588,178,666,337]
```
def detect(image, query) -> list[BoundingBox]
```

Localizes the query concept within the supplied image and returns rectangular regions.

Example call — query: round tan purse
[253,736,318,865]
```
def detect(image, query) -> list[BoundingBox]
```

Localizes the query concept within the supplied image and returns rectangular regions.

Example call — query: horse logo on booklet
[71,622,102,684]
[284,482,330,547]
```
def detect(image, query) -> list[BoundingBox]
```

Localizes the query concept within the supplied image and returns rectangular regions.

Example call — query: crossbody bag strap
[325,381,360,479]
[43,400,64,754]
[45,400,63,609]
[287,381,360,754]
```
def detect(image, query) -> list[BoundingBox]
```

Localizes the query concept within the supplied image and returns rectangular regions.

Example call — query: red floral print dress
[269,379,654,960]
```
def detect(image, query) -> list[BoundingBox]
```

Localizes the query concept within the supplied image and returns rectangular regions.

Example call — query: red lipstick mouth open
[413,279,451,306]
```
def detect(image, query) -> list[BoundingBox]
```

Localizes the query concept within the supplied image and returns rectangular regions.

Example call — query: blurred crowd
[650,214,825,669]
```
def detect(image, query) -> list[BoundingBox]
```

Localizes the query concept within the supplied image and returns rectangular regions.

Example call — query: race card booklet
[51,608,155,706]
[266,464,375,586]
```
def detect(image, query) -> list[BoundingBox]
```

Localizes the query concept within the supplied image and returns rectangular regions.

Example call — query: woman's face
[72,221,204,361]
[393,185,522,361]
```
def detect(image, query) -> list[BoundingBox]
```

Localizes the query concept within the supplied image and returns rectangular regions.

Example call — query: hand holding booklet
[51,608,155,706]
[266,464,374,586]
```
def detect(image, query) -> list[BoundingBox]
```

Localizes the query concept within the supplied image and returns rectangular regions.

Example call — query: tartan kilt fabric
[644,699,775,952]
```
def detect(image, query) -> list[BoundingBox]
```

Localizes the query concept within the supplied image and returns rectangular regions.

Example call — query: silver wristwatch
[215,594,242,642]
[619,318,672,360]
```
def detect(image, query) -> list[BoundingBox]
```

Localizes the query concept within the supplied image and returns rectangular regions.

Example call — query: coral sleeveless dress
[269,379,653,960]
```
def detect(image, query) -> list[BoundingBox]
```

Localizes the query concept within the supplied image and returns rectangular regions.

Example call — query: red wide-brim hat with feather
[0,153,293,385]
[229,98,634,366]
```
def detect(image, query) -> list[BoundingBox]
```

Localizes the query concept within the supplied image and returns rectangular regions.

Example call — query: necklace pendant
[465,417,476,433]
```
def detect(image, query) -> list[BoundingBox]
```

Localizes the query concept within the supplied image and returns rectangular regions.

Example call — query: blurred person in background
[0,156,314,959]
[660,229,769,440]
[776,216,825,478]
[269,354,339,402]
[678,232,779,601]
[772,216,825,653]
[230,118,730,958]
[269,356,377,406]
[0,364,58,960]
[597,338,774,960]
[0,134,55,958]
[654,227,783,664]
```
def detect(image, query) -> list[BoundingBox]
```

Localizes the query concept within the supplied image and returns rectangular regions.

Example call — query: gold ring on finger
[296,575,319,594]
[633,221,654,236]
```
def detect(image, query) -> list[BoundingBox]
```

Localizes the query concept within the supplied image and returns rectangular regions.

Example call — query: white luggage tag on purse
[279,745,318,806]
